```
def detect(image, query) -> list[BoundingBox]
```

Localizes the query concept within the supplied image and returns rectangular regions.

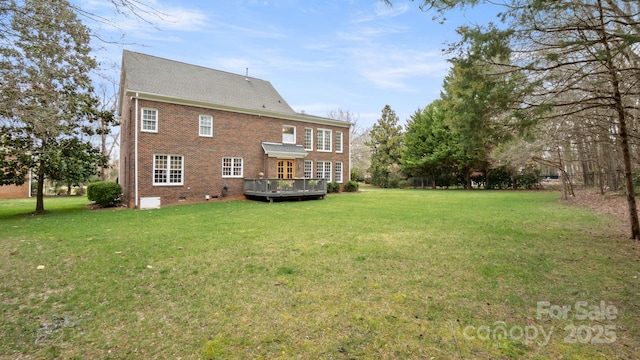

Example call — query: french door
[277,159,295,179]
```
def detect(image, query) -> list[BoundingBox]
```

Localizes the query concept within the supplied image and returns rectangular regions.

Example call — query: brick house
[0,180,30,199]
[118,51,350,208]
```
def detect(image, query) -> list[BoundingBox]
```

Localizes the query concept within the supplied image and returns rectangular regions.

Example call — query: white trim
[304,127,313,151]
[335,161,343,183]
[222,157,243,178]
[316,128,332,152]
[124,89,352,128]
[261,142,308,159]
[153,154,184,186]
[141,107,158,133]
[134,95,139,208]
[348,131,352,182]
[316,161,332,182]
[304,160,313,178]
[199,114,213,137]
[282,124,296,144]
[335,131,343,153]
[27,169,32,197]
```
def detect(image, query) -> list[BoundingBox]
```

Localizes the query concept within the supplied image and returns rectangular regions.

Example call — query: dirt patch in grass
[565,189,637,238]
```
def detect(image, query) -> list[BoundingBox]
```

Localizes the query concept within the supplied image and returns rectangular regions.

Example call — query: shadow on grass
[0,196,91,220]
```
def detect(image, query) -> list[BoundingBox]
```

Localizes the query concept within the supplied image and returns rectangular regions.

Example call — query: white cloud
[352,1,410,23]
[374,1,410,18]
[292,102,341,116]
[337,25,405,42]
[217,23,285,39]
[74,0,208,34]
[353,48,449,91]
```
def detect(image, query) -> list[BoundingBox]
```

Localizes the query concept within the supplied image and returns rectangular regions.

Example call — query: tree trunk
[101,118,108,181]
[618,120,639,239]
[596,0,640,239]
[598,168,605,195]
[465,169,472,189]
[613,101,640,239]
[577,138,588,187]
[35,159,46,214]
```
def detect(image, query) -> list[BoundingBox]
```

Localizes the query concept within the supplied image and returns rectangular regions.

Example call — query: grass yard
[0,190,638,359]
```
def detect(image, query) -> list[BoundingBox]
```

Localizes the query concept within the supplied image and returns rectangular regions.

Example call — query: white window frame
[335,161,343,183]
[316,128,332,152]
[304,128,313,151]
[141,108,158,133]
[335,131,343,153]
[222,157,243,178]
[316,161,332,181]
[199,115,213,137]
[282,125,296,144]
[304,160,313,178]
[153,154,184,186]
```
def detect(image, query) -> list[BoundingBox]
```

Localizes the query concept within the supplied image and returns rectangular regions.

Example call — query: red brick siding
[0,182,30,199]
[121,99,350,207]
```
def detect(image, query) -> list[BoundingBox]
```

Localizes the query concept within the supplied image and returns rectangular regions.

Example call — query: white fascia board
[124,90,352,128]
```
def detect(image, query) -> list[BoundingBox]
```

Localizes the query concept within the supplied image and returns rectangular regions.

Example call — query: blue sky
[78,0,498,129]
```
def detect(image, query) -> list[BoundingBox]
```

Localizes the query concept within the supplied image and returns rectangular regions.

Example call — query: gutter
[125,90,352,128]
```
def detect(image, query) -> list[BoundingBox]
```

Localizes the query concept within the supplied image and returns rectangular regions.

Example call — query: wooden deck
[243,178,327,202]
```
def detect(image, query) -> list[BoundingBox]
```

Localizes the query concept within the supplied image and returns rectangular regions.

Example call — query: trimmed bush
[87,181,122,207]
[327,182,341,193]
[344,181,359,192]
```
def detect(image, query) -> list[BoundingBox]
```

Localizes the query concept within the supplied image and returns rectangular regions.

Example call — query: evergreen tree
[366,105,403,187]
[402,101,457,188]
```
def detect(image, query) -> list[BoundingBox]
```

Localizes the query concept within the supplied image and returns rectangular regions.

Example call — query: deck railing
[243,178,327,197]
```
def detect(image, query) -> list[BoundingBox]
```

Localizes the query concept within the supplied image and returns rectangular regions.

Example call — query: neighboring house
[0,181,30,199]
[118,50,350,208]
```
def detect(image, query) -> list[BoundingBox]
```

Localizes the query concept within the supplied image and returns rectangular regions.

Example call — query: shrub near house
[87,182,122,208]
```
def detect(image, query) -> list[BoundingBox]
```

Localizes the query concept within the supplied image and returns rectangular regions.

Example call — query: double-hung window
[316,129,331,152]
[282,125,296,144]
[335,131,343,153]
[142,108,158,133]
[304,128,313,150]
[154,154,183,185]
[335,161,343,183]
[199,115,213,137]
[304,160,313,178]
[222,157,243,178]
[316,161,331,181]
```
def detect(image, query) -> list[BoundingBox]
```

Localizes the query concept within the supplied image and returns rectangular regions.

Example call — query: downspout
[348,127,352,182]
[134,93,139,208]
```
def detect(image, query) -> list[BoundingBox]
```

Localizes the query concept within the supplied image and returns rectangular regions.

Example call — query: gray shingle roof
[121,50,296,114]
[261,142,308,159]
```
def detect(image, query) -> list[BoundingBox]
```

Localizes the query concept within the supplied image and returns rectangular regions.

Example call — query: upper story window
[153,154,183,185]
[199,115,213,137]
[142,108,158,133]
[316,129,331,152]
[282,125,296,144]
[222,157,243,178]
[335,131,343,153]
[304,128,313,151]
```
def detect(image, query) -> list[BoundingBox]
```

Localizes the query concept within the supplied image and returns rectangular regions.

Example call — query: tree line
[372,0,640,239]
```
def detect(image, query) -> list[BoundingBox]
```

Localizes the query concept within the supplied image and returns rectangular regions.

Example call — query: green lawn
[0,190,638,359]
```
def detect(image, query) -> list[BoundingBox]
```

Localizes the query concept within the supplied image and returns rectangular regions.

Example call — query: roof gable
[121,50,295,114]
